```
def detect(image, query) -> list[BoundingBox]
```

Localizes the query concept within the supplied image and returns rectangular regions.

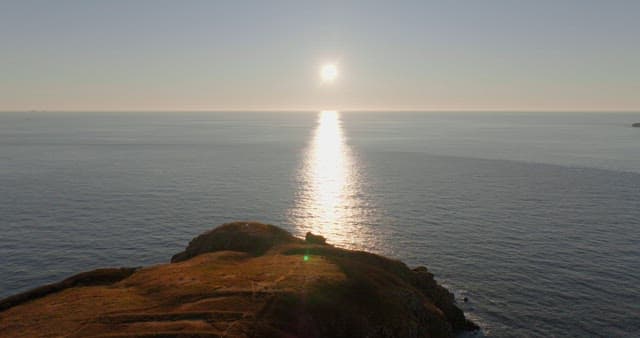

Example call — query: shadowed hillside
[0,222,478,337]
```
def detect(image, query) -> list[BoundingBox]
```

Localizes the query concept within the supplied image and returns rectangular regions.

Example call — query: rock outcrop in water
[0,221,478,337]
[633,122,640,127]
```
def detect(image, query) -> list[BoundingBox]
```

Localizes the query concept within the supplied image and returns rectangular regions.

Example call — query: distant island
[633,122,640,127]
[0,222,478,337]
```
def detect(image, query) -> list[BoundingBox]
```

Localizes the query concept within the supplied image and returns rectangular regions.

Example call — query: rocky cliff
[0,222,478,337]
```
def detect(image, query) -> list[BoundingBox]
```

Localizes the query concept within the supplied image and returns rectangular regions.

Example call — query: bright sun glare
[320,64,338,83]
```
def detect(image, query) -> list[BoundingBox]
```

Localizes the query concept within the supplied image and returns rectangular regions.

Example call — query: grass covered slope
[0,222,478,337]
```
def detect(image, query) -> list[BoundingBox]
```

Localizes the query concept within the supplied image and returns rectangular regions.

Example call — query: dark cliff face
[0,222,479,338]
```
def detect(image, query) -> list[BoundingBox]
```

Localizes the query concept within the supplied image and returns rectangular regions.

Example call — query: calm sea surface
[1,111,639,337]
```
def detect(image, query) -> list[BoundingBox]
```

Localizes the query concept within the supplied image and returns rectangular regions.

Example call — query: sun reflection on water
[289,111,373,249]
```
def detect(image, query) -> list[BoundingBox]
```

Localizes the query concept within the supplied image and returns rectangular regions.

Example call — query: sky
[1,0,639,112]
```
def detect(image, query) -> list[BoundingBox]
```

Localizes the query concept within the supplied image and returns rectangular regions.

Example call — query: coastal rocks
[0,222,478,338]
[305,231,328,245]
[411,266,476,332]
[633,123,640,127]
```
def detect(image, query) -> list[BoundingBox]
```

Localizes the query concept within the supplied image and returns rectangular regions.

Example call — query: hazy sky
[1,0,639,111]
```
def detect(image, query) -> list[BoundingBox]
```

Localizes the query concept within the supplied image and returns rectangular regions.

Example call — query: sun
[320,63,338,83]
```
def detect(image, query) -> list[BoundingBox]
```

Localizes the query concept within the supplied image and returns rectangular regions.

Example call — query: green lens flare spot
[303,255,310,262]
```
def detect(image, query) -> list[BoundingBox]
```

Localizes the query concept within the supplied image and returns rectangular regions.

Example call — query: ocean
[1,111,639,336]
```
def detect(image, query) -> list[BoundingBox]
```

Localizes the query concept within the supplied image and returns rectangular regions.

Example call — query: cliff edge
[0,221,478,337]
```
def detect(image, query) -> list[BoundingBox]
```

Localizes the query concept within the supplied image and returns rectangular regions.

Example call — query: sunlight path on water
[289,111,382,250]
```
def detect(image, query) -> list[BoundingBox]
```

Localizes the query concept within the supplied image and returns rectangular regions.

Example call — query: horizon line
[1,109,640,113]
